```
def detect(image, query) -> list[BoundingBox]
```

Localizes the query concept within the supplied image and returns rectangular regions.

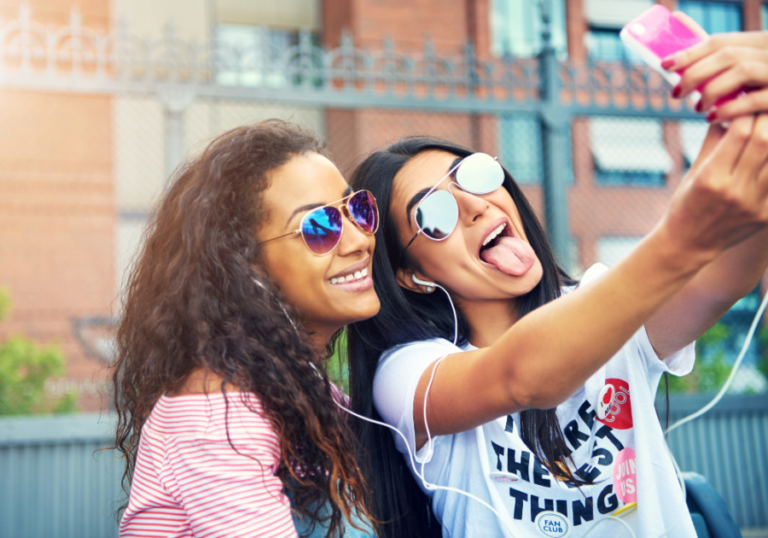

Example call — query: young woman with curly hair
[114,119,379,538]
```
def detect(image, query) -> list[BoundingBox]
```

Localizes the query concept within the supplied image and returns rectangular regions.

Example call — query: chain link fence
[0,8,764,413]
[108,96,768,398]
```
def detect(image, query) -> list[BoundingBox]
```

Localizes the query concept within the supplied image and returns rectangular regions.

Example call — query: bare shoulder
[169,368,242,396]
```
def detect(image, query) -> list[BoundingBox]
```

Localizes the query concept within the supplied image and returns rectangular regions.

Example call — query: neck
[455,296,519,348]
[303,322,337,358]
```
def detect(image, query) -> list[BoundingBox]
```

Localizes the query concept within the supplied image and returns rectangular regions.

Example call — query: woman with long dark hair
[114,120,379,538]
[347,111,768,537]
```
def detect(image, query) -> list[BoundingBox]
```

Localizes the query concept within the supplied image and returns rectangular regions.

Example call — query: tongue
[480,236,536,276]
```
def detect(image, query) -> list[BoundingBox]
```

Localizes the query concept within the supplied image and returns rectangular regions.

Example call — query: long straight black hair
[347,137,581,538]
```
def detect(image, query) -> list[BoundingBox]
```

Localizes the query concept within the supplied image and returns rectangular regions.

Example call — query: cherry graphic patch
[596,378,633,430]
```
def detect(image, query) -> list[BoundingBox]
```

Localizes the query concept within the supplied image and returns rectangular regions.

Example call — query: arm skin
[643,15,768,358]
[647,120,768,358]
[646,228,768,359]
[410,114,768,451]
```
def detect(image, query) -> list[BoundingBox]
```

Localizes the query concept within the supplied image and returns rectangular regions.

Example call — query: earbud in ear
[412,274,437,293]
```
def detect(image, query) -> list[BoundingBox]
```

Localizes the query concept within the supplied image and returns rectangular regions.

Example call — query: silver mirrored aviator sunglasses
[401,152,506,254]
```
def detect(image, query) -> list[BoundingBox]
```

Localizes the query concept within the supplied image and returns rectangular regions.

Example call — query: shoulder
[373,338,461,412]
[379,338,461,369]
[148,392,279,452]
[561,263,609,296]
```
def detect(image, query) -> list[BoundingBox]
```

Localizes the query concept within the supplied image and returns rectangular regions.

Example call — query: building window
[677,1,743,33]
[498,113,573,185]
[215,24,319,87]
[490,0,567,58]
[590,117,672,186]
[585,0,653,61]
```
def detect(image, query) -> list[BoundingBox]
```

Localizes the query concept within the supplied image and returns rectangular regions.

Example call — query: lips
[328,258,374,292]
[478,217,513,257]
[478,217,536,277]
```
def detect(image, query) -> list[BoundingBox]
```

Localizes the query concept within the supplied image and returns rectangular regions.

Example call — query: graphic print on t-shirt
[596,379,633,430]
[486,380,636,529]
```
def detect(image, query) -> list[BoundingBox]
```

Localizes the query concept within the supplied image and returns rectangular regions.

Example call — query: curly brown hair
[112,119,371,537]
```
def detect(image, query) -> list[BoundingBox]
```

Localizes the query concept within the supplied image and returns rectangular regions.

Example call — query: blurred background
[0,0,766,536]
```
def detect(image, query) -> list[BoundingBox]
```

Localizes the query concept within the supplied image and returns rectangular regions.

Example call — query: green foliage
[758,326,768,383]
[0,287,10,321]
[659,321,737,396]
[326,330,349,394]
[0,288,78,415]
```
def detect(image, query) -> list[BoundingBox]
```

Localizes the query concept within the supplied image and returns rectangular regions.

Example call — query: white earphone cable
[326,276,767,537]
[666,289,768,436]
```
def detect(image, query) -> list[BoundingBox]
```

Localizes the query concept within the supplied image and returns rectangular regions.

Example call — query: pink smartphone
[620,5,744,110]
[620,5,704,100]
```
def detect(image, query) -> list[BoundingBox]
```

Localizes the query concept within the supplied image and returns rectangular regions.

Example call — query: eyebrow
[285,185,353,230]
[405,158,463,227]
[406,188,432,228]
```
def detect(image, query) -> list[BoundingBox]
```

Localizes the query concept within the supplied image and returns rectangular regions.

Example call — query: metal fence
[0,2,765,395]
[1,397,766,537]
[661,395,768,530]
[0,413,122,538]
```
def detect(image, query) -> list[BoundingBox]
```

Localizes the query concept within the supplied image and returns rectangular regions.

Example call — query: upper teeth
[483,223,506,247]
[330,267,368,285]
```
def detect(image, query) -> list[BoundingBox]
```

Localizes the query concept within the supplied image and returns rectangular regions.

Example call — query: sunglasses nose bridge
[449,182,490,224]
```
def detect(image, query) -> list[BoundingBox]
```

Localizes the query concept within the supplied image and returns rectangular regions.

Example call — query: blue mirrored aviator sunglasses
[402,153,505,253]
[259,190,379,256]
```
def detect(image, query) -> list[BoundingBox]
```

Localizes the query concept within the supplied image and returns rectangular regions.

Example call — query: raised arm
[646,121,768,358]
[410,114,768,450]
[643,16,768,357]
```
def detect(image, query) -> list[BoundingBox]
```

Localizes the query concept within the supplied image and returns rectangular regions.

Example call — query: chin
[345,296,381,325]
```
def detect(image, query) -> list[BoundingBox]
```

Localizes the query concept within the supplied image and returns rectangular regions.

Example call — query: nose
[336,213,372,256]
[451,184,489,226]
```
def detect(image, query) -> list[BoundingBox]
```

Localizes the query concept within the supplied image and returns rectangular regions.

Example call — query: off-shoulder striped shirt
[120,386,348,537]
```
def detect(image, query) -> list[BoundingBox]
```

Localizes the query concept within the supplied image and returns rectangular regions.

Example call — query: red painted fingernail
[672,84,682,98]
[706,110,718,122]
[661,58,676,70]
[695,100,703,113]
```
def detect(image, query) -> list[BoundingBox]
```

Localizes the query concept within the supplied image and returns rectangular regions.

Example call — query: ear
[395,267,432,294]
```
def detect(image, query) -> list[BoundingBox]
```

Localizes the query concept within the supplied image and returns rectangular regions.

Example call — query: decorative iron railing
[0,4,696,116]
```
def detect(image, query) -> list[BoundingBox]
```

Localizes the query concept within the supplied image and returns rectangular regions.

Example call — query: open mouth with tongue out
[478,219,536,277]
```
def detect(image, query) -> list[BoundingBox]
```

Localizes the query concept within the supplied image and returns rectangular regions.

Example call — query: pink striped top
[120,386,349,538]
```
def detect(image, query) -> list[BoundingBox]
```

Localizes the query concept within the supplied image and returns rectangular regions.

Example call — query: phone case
[620,5,703,88]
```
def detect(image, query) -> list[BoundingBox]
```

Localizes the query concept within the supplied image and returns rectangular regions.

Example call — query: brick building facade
[0,0,766,411]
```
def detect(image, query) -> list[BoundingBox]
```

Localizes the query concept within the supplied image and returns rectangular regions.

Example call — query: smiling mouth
[329,267,369,285]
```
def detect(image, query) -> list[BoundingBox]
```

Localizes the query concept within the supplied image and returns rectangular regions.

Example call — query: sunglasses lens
[456,153,505,194]
[415,190,458,240]
[349,191,378,233]
[302,207,343,254]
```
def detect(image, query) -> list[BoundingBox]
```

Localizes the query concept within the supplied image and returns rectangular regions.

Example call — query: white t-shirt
[373,264,698,538]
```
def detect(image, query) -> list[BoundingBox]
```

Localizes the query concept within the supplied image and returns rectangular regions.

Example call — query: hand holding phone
[620,5,746,113]
[620,5,705,103]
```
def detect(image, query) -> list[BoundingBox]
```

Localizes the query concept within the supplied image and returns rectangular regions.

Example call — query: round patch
[613,448,637,504]
[534,511,571,537]
[596,378,633,430]
[488,471,519,483]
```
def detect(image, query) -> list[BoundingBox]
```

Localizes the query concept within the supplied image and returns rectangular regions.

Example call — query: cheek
[262,248,329,307]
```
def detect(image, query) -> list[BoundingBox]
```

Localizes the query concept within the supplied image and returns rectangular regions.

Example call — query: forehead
[263,152,348,213]
[392,150,459,210]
